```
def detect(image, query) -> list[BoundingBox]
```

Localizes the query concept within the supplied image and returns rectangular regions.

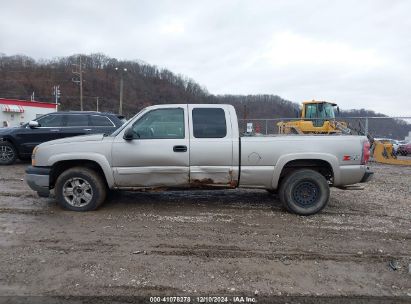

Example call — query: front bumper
[25,166,51,196]
[360,166,374,183]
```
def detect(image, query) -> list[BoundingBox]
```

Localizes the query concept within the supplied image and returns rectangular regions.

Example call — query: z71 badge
[343,154,360,161]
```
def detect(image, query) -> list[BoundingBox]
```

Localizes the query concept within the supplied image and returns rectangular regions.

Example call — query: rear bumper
[337,165,373,186]
[25,166,51,196]
[360,167,374,183]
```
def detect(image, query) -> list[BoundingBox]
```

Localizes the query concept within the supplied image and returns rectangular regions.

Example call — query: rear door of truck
[187,105,237,187]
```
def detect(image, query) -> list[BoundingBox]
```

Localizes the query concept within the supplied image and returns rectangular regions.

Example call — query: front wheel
[55,167,107,211]
[279,169,330,215]
[0,141,17,165]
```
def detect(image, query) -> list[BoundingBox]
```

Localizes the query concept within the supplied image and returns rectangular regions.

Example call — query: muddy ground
[0,161,410,301]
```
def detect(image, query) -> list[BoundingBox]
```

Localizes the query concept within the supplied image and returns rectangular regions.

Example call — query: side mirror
[123,128,134,140]
[337,106,340,115]
[28,121,39,128]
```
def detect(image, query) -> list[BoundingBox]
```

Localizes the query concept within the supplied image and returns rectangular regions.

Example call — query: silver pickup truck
[25,104,373,215]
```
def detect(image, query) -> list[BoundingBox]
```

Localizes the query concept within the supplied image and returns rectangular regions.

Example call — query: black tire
[55,167,107,211]
[0,141,17,165]
[279,169,330,215]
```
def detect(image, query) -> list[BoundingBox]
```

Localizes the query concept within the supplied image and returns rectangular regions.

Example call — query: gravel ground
[0,161,410,302]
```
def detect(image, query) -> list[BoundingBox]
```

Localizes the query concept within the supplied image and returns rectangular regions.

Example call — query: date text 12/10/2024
[149,296,257,303]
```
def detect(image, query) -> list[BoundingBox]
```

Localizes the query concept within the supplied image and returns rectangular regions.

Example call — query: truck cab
[111,104,239,188]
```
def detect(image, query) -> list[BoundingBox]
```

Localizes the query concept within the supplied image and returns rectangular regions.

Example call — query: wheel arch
[272,154,337,189]
[0,136,19,151]
[49,157,113,189]
[0,138,18,163]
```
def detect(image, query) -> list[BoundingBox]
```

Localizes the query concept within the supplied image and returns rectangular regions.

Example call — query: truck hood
[40,134,106,146]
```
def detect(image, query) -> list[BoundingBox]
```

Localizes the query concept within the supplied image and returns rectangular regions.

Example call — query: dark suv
[0,111,125,165]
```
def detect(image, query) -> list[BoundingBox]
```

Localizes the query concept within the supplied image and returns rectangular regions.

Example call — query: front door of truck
[188,105,235,187]
[111,106,189,187]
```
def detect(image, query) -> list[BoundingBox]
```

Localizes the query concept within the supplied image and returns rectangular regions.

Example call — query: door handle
[173,145,187,152]
[50,129,60,132]
[84,129,92,131]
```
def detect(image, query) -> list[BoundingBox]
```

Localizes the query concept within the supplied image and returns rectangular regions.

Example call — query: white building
[0,98,57,127]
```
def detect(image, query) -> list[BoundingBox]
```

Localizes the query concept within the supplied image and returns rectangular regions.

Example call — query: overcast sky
[0,0,410,116]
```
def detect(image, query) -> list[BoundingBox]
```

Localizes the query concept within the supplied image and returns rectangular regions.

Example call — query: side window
[36,114,64,127]
[90,115,114,127]
[66,115,89,127]
[132,108,185,139]
[192,108,227,138]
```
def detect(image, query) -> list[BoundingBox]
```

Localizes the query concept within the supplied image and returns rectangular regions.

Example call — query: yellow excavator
[368,137,411,166]
[277,100,411,165]
[277,100,350,134]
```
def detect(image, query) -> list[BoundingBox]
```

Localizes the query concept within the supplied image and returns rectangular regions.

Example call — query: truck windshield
[110,109,144,136]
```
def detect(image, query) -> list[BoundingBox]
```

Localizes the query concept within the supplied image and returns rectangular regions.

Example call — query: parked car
[26,104,373,215]
[0,111,124,165]
[398,141,411,156]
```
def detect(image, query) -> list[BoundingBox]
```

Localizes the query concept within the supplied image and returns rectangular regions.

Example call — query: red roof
[0,98,57,109]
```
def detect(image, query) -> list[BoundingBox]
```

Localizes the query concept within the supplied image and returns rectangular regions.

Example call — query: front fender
[48,153,115,188]
[271,153,340,189]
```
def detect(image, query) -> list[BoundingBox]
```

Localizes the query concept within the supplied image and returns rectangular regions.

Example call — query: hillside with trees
[0,53,409,138]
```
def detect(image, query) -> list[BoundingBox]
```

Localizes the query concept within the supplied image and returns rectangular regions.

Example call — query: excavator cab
[302,101,337,127]
[278,100,349,135]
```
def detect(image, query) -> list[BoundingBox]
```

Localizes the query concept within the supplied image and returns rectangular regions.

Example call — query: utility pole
[52,85,61,103]
[115,67,127,115]
[96,97,99,112]
[119,76,123,115]
[243,104,247,120]
[72,55,84,111]
[80,56,83,111]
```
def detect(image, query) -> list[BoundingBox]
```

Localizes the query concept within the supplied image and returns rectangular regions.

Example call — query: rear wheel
[0,141,17,165]
[55,167,106,211]
[279,169,330,215]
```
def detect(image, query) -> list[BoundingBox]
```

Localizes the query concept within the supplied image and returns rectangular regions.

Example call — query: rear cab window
[192,108,227,138]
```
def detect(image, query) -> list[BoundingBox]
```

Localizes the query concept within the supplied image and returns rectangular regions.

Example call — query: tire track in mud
[322,209,411,221]
[0,178,24,182]
[0,193,38,198]
[0,207,53,215]
[150,244,410,262]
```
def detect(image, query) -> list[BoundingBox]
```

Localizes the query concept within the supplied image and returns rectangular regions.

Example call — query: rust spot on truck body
[188,169,238,189]
[229,180,238,188]
[190,178,238,189]
[190,178,215,187]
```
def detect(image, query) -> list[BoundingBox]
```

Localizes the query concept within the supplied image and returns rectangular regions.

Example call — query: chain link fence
[238,116,411,140]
